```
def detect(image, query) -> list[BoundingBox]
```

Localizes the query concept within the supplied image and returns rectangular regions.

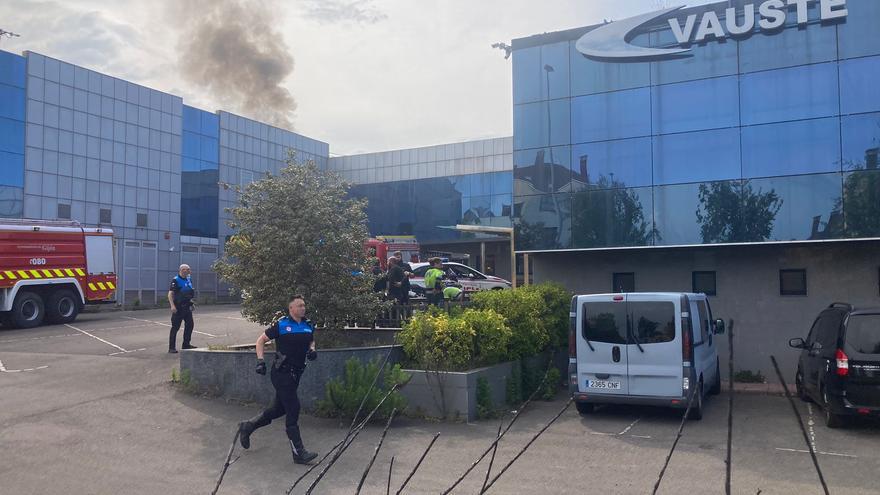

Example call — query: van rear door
[578,296,629,396]
[625,294,683,398]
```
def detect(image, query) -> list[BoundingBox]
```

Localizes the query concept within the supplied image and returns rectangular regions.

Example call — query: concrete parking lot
[1,306,878,494]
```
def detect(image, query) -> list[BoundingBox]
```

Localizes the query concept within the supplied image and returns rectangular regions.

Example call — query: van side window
[583,302,627,345]
[630,301,675,344]
[697,301,711,342]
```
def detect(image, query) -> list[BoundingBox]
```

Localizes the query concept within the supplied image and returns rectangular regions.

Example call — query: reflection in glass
[0,185,23,218]
[571,88,651,143]
[741,118,841,178]
[839,56,880,116]
[740,63,839,125]
[569,36,650,96]
[841,113,880,172]
[514,193,571,251]
[837,0,880,60]
[695,180,782,243]
[649,23,738,85]
[843,170,880,238]
[746,174,842,241]
[653,129,740,185]
[570,138,651,190]
[513,100,571,150]
[514,147,571,195]
[651,77,739,135]
[571,185,654,248]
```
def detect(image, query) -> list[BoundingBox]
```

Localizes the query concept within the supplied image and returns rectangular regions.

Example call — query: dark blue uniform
[168,275,195,351]
[240,316,315,460]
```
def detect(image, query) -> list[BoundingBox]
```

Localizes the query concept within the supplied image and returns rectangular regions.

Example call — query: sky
[0,0,717,156]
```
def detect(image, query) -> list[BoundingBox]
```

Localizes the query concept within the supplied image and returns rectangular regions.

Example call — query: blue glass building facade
[181,105,220,239]
[512,0,880,252]
[0,51,26,218]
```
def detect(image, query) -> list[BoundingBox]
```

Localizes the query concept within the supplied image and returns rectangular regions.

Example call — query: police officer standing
[238,295,318,464]
[423,257,446,306]
[168,264,196,353]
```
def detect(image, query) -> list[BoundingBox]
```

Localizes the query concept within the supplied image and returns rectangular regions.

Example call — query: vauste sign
[576,0,848,61]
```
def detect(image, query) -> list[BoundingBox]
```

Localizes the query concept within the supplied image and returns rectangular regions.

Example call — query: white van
[568,293,725,419]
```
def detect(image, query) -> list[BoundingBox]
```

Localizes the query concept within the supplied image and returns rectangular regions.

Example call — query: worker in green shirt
[423,257,446,305]
[443,284,464,302]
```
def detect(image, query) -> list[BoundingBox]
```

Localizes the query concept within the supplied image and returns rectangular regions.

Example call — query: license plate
[587,379,621,390]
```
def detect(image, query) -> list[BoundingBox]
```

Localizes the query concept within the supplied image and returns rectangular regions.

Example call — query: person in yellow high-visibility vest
[423,257,445,305]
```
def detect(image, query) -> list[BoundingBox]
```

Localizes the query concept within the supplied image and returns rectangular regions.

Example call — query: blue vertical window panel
[541,41,570,100]
[182,131,200,159]
[0,150,25,186]
[569,38,651,97]
[571,88,651,143]
[0,51,26,88]
[840,56,880,116]
[649,27,738,85]
[0,84,26,120]
[738,3,838,73]
[491,171,513,196]
[745,174,843,242]
[182,105,201,133]
[652,129,741,185]
[513,46,542,105]
[741,118,841,178]
[514,100,571,150]
[0,118,25,154]
[200,136,219,164]
[201,111,219,138]
[841,113,880,172]
[740,63,839,125]
[838,0,880,60]
[651,76,739,135]
[570,138,652,189]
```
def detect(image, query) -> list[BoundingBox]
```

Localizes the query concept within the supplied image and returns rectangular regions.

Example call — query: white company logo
[575,0,848,61]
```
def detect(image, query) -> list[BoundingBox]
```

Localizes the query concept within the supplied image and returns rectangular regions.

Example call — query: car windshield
[847,315,880,355]
[583,302,627,345]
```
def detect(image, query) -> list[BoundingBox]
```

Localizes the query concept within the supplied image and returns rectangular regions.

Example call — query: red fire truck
[0,219,117,328]
[365,235,420,270]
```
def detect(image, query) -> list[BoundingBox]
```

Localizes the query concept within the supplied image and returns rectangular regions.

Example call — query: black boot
[290,439,317,464]
[238,414,270,449]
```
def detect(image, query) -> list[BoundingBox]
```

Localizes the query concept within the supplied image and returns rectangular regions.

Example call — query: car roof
[577,292,705,298]
[410,261,467,268]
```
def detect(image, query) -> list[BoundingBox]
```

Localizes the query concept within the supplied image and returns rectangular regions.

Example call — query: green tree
[214,157,383,326]
[696,181,782,243]
[841,170,880,237]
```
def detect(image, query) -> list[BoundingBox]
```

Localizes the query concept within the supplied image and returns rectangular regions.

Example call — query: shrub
[316,357,409,420]
[471,288,549,359]
[733,369,765,384]
[476,377,497,420]
[400,310,474,371]
[505,363,522,406]
[521,283,572,349]
[542,368,562,401]
[460,308,512,367]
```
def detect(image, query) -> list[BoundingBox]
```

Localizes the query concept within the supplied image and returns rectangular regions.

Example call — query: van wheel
[11,291,45,329]
[575,402,594,414]
[709,362,721,395]
[795,369,811,403]
[47,290,80,324]
[687,382,704,420]
[822,388,845,428]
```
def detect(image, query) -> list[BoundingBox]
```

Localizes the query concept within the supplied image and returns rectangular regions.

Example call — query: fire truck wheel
[47,290,79,324]
[11,291,45,329]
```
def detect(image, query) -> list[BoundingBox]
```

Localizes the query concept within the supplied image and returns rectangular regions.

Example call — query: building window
[99,208,112,224]
[612,272,635,293]
[136,213,148,228]
[57,203,71,219]
[692,271,717,296]
[780,269,807,296]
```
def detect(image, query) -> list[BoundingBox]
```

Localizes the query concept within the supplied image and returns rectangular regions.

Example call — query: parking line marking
[0,358,49,373]
[64,323,127,353]
[108,348,147,356]
[630,435,652,439]
[806,403,818,452]
[775,448,857,459]
[619,418,641,435]
[122,316,219,337]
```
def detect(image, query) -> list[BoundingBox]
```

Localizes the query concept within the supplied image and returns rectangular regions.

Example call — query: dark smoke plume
[174,0,296,129]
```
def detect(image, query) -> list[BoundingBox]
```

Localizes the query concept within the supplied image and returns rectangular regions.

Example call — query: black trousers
[169,305,194,349]
[249,367,306,450]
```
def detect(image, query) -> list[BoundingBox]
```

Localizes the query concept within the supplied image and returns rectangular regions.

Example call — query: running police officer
[238,295,318,464]
[168,264,196,353]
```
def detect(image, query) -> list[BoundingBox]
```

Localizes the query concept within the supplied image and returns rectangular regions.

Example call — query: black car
[789,302,880,427]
